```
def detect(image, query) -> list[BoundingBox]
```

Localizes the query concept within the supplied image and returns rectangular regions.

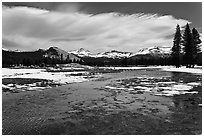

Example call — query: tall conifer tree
[192,28,202,66]
[182,23,194,68]
[171,24,182,68]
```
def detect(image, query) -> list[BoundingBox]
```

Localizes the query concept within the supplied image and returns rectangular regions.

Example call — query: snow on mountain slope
[3,46,172,60]
[69,46,171,58]
[44,47,81,61]
[2,48,21,52]
[95,50,133,58]
[68,48,93,57]
[2,48,9,51]
[69,49,133,58]
[136,46,172,55]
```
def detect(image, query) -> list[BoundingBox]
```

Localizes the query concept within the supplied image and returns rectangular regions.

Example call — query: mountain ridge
[2,46,172,59]
[44,47,81,61]
[3,46,202,67]
[67,46,172,58]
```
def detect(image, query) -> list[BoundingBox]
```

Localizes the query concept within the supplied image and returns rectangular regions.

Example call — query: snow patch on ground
[172,84,193,91]
[105,75,201,97]
[162,66,202,74]
[2,68,90,84]
[134,86,152,91]
[100,66,202,74]
[2,68,97,92]
[2,68,44,77]
[187,82,201,86]
[158,81,176,84]
[105,86,126,90]
[26,87,47,91]
[100,66,163,70]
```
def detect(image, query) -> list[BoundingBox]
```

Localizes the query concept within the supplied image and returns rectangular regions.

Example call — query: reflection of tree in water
[170,72,202,112]
[172,94,200,112]
[169,94,202,134]
[170,72,200,83]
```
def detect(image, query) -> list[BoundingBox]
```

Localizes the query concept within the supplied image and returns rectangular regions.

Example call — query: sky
[2,2,202,53]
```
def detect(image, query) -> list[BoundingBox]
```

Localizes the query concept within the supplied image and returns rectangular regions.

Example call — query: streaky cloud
[2,5,189,52]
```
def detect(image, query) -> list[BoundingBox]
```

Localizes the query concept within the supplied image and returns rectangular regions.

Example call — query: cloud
[2,5,189,52]
[2,37,22,49]
[54,3,84,13]
[51,38,86,42]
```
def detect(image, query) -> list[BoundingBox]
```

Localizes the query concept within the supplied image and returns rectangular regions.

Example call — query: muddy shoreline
[2,70,202,135]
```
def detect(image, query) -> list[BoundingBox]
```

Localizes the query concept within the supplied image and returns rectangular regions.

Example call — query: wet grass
[2,78,49,85]
[13,109,201,135]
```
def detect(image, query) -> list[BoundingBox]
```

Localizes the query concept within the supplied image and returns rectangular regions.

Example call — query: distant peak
[49,46,59,49]
[2,48,9,51]
[110,50,118,52]
[78,48,90,52]
[136,46,172,55]
[38,48,45,52]
[109,50,130,54]
[2,48,21,52]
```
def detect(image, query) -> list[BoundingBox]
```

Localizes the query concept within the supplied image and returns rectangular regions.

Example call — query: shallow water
[2,68,202,135]
[102,68,202,134]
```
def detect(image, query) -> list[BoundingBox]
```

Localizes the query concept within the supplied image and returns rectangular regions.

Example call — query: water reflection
[168,72,202,134]
[170,72,201,83]
[172,94,201,111]
[170,72,201,111]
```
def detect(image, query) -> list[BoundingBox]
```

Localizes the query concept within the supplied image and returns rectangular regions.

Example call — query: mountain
[95,50,133,58]
[45,47,81,61]
[2,48,45,67]
[69,47,171,59]
[2,47,82,67]
[69,49,133,59]
[2,48,9,51]
[2,48,22,52]
[136,46,171,56]
[2,46,202,67]
[68,48,92,57]
[2,46,171,60]
[2,46,82,62]
[127,46,172,66]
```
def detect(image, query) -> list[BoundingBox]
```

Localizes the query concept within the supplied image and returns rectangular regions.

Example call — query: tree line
[2,51,82,67]
[171,23,201,68]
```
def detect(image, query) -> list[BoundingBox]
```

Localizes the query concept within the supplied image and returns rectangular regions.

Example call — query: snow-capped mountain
[95,50,133,58]
[2,47,45,53]
[136,46,172,56]
[69,47,171,59]
[2,48,9,51]
[69,49,133,58]
[44,47,81,61]
[2,48,21,52]
[68,48,93,57]
[2,46,172,61]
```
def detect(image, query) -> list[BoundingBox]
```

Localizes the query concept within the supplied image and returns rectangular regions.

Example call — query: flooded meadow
[2,67,202,135]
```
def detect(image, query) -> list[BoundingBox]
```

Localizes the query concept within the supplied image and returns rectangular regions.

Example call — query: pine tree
[121,57,127,66]
[66,55,70,63]
[73,58,76,63]
[182,23,194,68]
[192,28,202,66]
[60,54,63,64]
[52,58,56,65]
[171,24,182,68]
